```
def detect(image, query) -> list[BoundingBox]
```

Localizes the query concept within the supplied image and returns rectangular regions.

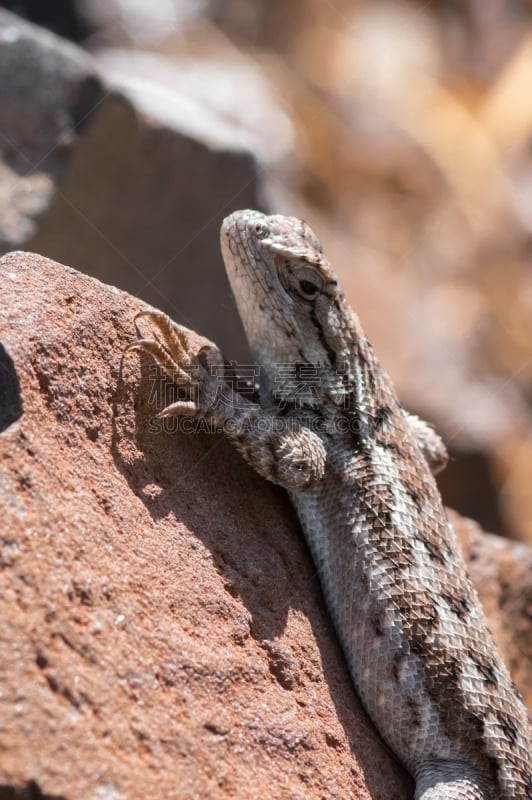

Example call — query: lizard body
[128,210,532,799]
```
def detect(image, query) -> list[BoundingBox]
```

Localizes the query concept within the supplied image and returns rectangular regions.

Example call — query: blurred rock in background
[0,7,285,361]
[2,0,532,542]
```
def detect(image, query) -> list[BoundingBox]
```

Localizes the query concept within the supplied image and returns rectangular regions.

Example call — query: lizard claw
[125,311,224,418]
[124,338,191,385]
[157,400,198,418]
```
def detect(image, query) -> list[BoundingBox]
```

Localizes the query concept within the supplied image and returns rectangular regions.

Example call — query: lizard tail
[415,761,490,800]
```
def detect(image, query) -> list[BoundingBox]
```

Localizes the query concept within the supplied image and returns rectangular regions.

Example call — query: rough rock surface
[0,251,530,799]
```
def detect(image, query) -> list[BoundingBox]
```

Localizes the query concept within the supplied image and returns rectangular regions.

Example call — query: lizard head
[221,209,359,401]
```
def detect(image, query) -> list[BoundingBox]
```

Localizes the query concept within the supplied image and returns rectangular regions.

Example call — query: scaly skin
[128,210,532,800]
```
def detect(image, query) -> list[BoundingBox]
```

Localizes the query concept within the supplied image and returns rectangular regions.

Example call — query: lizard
[127,210,532,800]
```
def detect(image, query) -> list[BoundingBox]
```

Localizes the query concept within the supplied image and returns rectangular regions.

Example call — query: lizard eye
[299,279,319,298]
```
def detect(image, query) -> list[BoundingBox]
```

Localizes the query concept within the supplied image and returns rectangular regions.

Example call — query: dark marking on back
[392,651,404,682]
[442,590,471,620]
[446,654,462,686]
[470,653,499,687]
[498,713,519,743]
[406,696,422,729]
[418,533,447,565]
[486,755,501,786]
[471,713,485,735]
[405,485,425,512]
[374,405,393,430]
[372,611,383,637]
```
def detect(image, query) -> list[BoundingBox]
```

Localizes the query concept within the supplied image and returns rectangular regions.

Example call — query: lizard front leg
[403,411,448,475]
[126,311,326,491]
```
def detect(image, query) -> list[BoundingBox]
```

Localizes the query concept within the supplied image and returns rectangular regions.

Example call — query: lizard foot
[125,311,222,417]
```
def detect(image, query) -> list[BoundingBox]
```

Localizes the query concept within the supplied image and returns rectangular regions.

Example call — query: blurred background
[2,0,532,545]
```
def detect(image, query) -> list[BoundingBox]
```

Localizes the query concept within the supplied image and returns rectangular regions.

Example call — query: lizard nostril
[253,222,268,239]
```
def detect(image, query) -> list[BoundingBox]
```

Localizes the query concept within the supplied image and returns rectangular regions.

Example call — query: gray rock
[0,9,102,173]
[0,9,103,250]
